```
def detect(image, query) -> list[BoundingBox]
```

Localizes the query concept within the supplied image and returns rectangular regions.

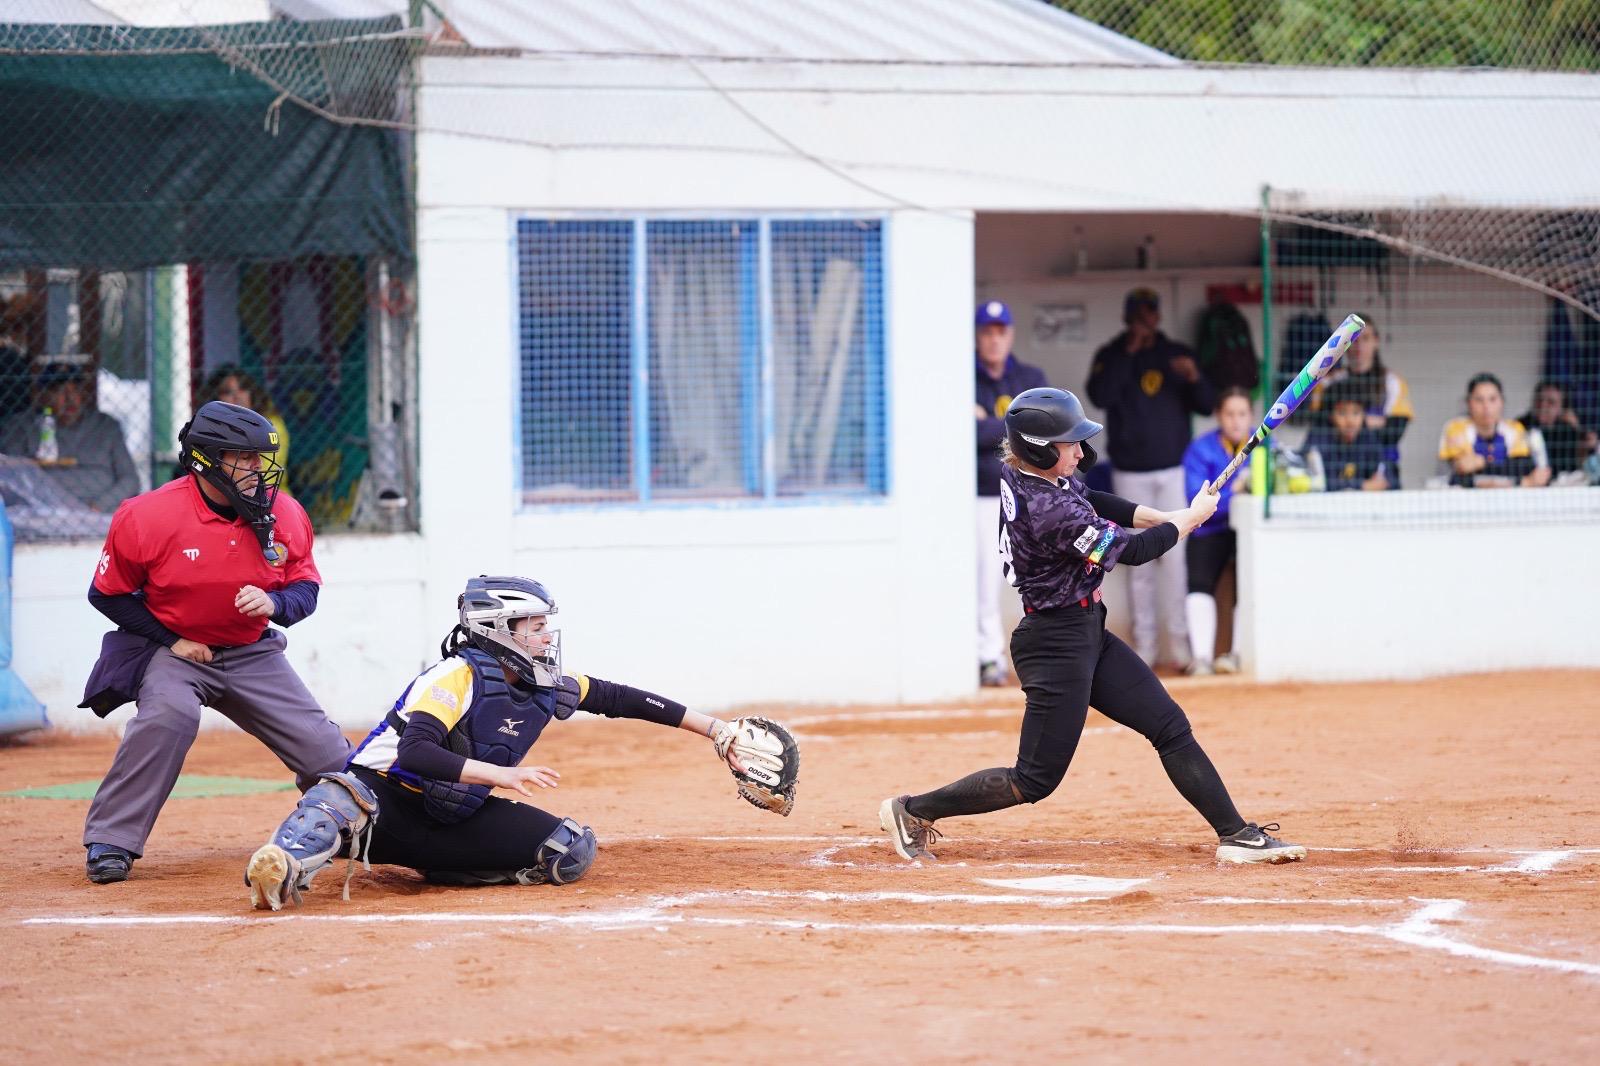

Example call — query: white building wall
[1232,491,1600,681]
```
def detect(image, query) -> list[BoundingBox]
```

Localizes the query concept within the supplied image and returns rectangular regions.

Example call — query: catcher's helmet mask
[1004,387,1103,471]
[178,400,287,561]
[453,575,563,688]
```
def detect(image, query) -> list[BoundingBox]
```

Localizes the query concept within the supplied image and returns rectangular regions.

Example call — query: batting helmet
[178,400,285,538]
[1004,387,1103,470]
[457,575,562,688]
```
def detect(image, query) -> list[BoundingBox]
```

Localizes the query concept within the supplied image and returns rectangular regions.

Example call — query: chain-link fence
[0,13,418,541]
[1047,0,1600,522]
[6,0,1595,536]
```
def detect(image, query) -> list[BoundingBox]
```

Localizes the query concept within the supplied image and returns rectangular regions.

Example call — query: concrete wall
[1232,489,1600,681]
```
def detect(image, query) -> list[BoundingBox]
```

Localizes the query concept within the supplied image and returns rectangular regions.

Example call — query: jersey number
[999,524,1019,587]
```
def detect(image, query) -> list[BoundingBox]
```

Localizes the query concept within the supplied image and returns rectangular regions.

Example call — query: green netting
[0,16,418,540]
[0,18,412,269]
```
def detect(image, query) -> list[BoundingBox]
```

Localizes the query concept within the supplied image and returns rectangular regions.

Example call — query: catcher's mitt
[714,716,800,817]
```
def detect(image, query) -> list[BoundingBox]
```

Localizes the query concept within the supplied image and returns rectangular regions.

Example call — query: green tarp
[0,17,412,270]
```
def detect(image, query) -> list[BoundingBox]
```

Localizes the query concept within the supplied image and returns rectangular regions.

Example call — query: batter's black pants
[906,602,1245,836]
[352,767,564,873]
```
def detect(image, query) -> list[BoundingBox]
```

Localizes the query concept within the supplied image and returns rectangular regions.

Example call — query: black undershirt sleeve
[1085,489,1139,528]
[1117,522,1181,566]
[87,582,181,647]
[393,711,468,783]
[577,675,688,728]
[266,580,319,626]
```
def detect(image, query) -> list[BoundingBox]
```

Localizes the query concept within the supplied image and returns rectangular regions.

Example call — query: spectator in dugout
[1086,287,1214,671]
[1305,313,1412,487]
[1517,379,1595,482]
[0,357,140,512]
[1438,372,1551,488]
[1303,381,1390,492]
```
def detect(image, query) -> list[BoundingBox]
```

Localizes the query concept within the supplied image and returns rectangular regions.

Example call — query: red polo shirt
[93,476,321,647]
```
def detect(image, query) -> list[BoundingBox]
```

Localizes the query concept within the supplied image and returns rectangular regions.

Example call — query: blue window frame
[516,216,886,505]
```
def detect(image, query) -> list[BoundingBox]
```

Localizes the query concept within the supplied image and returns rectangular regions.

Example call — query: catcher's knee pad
[271,771,378,881]
[422,818,597,888]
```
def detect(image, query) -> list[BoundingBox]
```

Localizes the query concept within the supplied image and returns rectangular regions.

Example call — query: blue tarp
[0,497,47,737]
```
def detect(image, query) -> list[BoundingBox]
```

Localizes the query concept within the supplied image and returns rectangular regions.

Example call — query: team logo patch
[1072,525,1097,553]
[999,480,1017,522]
[1141,369,1164,396]
[1086,526,1117,565]
[182,548,200,561]
[427,684,459,711]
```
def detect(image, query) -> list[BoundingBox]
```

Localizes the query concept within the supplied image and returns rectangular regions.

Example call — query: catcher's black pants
[351,767,564,873]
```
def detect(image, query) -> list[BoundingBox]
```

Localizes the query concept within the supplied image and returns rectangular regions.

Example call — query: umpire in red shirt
[79,401,349,884]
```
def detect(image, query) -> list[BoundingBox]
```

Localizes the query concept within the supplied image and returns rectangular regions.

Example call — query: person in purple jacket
[1179,388,1254,676]
[974,300,1048,687]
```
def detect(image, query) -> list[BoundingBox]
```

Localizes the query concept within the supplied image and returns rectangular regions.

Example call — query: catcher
[244,575,798,909]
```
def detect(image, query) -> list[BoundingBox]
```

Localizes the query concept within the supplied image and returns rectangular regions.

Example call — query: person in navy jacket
[974,300,1048,687]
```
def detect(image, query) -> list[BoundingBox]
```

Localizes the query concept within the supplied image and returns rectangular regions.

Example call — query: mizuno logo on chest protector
[498,718,523,736]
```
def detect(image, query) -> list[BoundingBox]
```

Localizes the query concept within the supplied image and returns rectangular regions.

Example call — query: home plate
[976,874,1150,897]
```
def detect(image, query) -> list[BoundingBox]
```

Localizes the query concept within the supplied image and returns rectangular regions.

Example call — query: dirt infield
[4,670,1600,1064]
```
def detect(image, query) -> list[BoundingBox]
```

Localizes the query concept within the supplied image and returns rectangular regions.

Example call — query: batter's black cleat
[86,843,135,884]
[1216,822,1307,864]
[880,795,941,862]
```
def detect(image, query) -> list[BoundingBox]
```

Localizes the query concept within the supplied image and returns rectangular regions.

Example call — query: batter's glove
[712,716,800,817]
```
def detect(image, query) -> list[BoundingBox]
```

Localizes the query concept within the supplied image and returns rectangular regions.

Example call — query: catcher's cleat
[1216,822,1307,864]
[880,795,941,862]
[246,843,303,911]
[246,771,378,909]
[85,843,135,884]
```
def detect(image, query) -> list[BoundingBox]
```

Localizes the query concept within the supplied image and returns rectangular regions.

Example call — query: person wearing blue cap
[974,300,1047,687]
[1086,288,1214,671]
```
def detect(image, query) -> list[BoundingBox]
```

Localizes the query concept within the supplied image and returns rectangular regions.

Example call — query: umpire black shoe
[1216,822,1307,864]
[880,795,941,862]
[86,843,135,884]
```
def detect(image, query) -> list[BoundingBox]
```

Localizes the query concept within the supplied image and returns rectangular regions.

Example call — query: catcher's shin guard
[247,771,379,910]
[423,818,597,888]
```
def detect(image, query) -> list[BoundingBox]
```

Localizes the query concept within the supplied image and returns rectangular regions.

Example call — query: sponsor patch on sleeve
[1086,526,1118,565]
[427,684,459,711]
[1072,525,1098,553]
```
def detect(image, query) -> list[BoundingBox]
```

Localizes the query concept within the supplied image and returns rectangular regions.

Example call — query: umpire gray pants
[83,629,350,856]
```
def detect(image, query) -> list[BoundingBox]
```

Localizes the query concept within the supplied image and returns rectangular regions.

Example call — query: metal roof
[273,0,1179,65]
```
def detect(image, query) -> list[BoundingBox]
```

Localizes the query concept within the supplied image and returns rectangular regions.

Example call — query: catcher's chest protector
[441,648,559,766]
[390,649,563,824]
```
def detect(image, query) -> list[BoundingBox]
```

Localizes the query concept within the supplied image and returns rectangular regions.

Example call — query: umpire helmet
[178,400,285,528]
[458,575,562,688]
[1004,388,1103,470]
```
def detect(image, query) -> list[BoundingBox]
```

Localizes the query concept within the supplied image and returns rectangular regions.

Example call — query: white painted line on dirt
[20,899,1600,978]
[975,874,1149,895]
[1197,897,1408,906]
[1489,851,1573,873]
[652,889,1101,909]
[23,910,677,929]
[1386,899,1600,978]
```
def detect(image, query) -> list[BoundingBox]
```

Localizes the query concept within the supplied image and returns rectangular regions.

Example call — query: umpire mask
[1003,388,1103,471]
[178,401,287,562]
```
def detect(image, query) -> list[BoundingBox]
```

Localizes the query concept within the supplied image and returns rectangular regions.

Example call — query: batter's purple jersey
[997,465,1131,611]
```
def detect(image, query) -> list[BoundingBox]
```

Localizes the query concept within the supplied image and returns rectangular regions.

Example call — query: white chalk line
[22,898,1600,977]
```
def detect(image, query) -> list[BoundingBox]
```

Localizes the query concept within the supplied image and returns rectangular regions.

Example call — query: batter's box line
[19,899,1600,978]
